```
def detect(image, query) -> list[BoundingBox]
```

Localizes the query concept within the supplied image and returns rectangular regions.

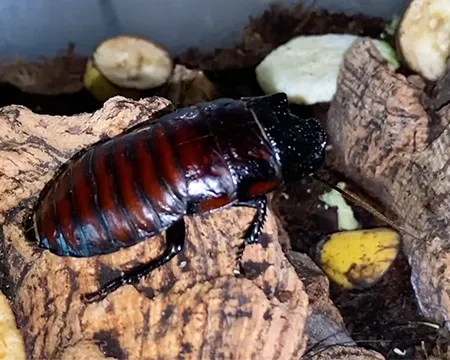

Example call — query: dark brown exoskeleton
[31,92,327,301]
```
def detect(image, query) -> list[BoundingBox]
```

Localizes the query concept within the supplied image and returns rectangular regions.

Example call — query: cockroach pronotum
[29,92,328,301]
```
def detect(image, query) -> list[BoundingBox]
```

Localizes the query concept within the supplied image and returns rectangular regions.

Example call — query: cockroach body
[31,92,327,301]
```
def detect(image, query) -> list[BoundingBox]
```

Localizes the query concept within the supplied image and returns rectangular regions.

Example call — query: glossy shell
[33,95,293,257]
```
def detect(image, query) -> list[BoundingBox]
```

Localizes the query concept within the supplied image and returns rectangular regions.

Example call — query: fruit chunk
[255,34,399,105]
[319,182,360,231]
[83,58,141,101]
[0,290,25,360]
[397,0,450,81]
[92,35,174,89]
[316,228,401,289]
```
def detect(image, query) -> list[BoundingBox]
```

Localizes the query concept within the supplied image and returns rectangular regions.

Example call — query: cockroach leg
[233,196,268,271]
[82,218,186,303]
[235,195,268,245]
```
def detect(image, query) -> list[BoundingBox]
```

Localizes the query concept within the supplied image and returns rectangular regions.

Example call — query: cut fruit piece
[255,34,399,105]
[0,290,26,360]
[83,58,141,102]
[396,0,450,81]
[319,182,360,231]
[160,64,218,107]
[316,228,401,289]
[93,35,174,89]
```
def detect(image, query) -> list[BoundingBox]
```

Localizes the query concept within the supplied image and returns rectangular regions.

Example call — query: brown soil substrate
[176,3,386,71]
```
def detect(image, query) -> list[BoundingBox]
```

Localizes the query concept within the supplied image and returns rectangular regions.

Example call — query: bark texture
[0,96,309,359]
[326,40,450,326]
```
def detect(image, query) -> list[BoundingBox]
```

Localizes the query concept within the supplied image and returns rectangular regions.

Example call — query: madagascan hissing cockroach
[31,92,327,301]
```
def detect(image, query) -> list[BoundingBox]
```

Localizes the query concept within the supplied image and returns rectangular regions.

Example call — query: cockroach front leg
[83,218,186,303]
[233,195,268,266]
[234,195,268,244]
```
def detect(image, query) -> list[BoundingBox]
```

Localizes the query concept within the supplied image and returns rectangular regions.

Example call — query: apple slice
[396,0,450,81]
[255,34,399,105]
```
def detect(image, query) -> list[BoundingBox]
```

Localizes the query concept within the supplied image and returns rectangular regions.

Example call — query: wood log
[0,96,310,359]
[325,39,450,327]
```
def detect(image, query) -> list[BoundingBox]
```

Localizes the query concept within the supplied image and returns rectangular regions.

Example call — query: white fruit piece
[397,0,450,81]
[319,182,360,231]
[0,291,25,360]
[93,35,174,89]
[83,58,141,101]
[255,34,399,105]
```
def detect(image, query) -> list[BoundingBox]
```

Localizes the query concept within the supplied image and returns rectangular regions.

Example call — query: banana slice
[83,58,141,102]
[92,35,174,90]
[316,228,401,289]
[319,182,360,231]
[397,0,450,81]
[0,291,25,360]
[255,34,399,105]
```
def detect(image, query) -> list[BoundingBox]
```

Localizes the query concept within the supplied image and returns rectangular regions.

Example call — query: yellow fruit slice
[0,290,26,360]
[92,35,174,89]
[397,0,450,81]
[317,228,401,289]
[83,58,141,102]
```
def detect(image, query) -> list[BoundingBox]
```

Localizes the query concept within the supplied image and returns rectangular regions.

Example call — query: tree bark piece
[0,96,309,359]
[326,39,450,327]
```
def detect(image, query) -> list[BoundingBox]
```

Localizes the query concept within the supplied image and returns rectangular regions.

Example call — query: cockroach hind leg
[82,218,186,303]
[234,195,268,245]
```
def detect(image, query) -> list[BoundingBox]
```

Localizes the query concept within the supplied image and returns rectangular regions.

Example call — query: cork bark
[0,96,310,359]
[325,40,450,327]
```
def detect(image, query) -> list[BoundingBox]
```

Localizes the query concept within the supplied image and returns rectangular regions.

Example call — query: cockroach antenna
[311,173,420,241]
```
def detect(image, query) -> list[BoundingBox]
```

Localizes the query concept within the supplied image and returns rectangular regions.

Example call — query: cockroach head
[244,92,327,183]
